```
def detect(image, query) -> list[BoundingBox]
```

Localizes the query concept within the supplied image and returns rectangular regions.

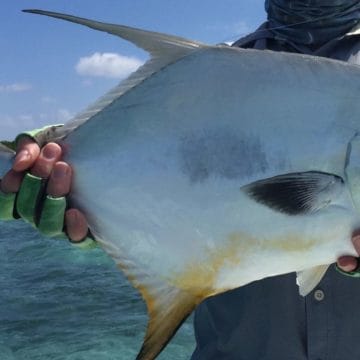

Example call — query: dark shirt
[191,22,360,360]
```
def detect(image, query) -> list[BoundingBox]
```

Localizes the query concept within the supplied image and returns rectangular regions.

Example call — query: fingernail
[43,145,58,160]
[16,149,30,164]
[53,164,68,179]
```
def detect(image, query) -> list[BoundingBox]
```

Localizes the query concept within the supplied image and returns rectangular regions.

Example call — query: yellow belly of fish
[169,232,320,298]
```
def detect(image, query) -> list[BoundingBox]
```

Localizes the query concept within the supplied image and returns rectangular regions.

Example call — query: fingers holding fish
[351,231,360,255]
[337,256,358,272]
[65,209,89,242]
[31,143,62,178]
[47,161,72,196]
[0,169,24,193]
[40,155,89,242]
[1,141,62,192]
[13,137,40,172]
[46,162,89,241]
[39,151,89,242]
[337,231,360,272]
[0,138,41,193]
[1,138,89,243]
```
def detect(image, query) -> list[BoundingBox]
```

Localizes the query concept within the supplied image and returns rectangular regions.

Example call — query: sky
[0,0,266,140]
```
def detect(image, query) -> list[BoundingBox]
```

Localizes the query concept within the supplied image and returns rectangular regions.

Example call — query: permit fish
[2,8,360,360]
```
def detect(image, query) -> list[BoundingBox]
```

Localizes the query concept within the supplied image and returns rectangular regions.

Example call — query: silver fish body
[64,43,360,359]
[5,9,360,360]
[66,47,359,289]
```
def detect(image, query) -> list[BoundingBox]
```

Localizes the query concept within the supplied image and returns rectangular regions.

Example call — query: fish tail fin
[136,284,201,360]
[98,238,203,360]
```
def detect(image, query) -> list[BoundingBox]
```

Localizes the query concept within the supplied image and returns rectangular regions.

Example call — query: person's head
[265,0,360,45]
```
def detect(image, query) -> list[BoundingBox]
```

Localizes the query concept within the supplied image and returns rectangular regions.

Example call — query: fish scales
[2,9,360,360]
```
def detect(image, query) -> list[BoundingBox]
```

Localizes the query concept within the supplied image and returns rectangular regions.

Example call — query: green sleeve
[15,124,64,147]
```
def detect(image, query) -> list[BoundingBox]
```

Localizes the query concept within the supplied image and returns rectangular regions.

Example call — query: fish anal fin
[136,284,202,360]
[242,171,344,215]
[296,264,330,296]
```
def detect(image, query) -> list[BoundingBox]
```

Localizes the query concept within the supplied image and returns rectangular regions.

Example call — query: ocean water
[0,221,195,360]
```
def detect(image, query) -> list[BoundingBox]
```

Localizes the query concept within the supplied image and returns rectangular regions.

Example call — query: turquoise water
[0,221,195,359]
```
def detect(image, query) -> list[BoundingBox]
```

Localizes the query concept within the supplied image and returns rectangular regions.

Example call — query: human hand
[337,231,360,274]
[0,137,88,242]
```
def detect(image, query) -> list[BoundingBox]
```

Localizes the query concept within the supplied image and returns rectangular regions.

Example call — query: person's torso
[192,25,360,360]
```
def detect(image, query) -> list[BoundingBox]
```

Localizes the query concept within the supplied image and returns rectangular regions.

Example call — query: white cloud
[76,52,144,79]
[0,83,32,93]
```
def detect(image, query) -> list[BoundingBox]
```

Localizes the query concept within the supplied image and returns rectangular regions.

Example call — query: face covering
[265,0,360,45]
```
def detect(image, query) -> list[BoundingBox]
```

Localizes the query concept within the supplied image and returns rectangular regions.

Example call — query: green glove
[0,191,17,220]
[38,195,66,237]
[1,124,64,152]
[15,124,64,148]
[0,128,97,249]
[16,173,46,227]
[15,173,66,236]
[16,172,97,249]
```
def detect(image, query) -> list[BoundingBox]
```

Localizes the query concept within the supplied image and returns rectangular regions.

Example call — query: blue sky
[1,1,266,140]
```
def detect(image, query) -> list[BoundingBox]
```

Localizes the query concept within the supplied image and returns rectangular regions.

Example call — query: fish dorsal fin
[95,237,203,360]
[23,9,206,58]
[22,9,209,141]
[296,264,330,296]
[242,171,344,215]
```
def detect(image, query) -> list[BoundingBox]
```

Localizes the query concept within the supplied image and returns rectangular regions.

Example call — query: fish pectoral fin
[296,264,330,296]
[242,171,344,215]
[136,283,201,360]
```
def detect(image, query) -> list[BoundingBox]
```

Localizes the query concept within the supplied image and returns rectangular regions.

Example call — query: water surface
[0,221,195,359]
